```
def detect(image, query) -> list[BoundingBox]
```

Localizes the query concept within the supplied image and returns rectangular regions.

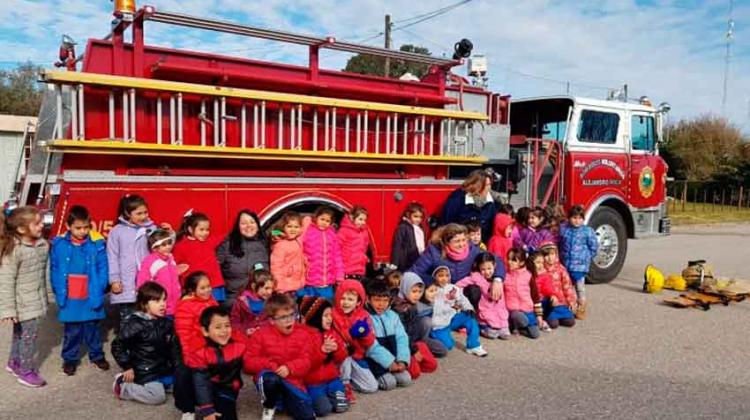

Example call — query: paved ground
[1,224,749,419]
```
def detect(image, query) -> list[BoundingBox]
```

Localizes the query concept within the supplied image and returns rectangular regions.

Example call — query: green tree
[662,115,745,181]
[0,62,44,116]
[344,44,432,78]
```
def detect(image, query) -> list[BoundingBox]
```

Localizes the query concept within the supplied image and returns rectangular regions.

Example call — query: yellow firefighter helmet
[664,274,687,291]
[643,264,665,293]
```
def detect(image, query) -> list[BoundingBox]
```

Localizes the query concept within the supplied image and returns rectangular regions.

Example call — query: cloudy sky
[1,0,748,131]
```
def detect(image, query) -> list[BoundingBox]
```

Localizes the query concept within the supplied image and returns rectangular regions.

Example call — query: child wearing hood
[487,213,514,267]
[331,279,379,399]
[390,272,440,380]
[299,297,349,416]
[337,205,371,280]
[364,279,412,390]
[430,266,488,357]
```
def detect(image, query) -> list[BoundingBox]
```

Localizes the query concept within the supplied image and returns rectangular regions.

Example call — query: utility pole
[721,0,735,116]
[384,14,392,77]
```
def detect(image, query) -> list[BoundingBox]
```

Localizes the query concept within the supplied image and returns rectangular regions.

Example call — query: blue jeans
[307,378,346,416]
[569,271,587,300]
[62,320,104,364]
[296,286,334,301]
[430,311,481,351]
[258,372,315,420]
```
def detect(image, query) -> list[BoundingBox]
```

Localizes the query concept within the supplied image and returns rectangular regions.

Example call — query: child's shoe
[261,407,276,420]
[540,322,552,332]
[497,328,512,340]
[63,362,77,376]
[480,328,500,339]
[576,301,588,320]
[5,359,19,377]
[92,359,111,371]
[466,345,488,357]
[344,383,356,403]
[333,390,350,413]
[113,373,124,399]
[17,370,46,388]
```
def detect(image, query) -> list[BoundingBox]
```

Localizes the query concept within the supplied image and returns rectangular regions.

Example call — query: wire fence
[667,180,750,214]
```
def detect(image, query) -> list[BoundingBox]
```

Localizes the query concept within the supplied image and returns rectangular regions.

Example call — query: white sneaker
[262,407,276,420]
[466,345,488,357]
[180,413,195,420]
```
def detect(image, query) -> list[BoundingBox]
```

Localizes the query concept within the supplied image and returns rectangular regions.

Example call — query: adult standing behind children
[439,169,498,242]
[409,224,505,309]
[216,210,269,309]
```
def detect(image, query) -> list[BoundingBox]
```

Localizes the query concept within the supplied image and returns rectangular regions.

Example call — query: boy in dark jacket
[244,293,315,420]
[50,206,110,375]
[186,306,249,420]
[112,282,176,405]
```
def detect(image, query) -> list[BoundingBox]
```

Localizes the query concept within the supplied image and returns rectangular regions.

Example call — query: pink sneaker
[5,360,19,377]
[16,370,46,388]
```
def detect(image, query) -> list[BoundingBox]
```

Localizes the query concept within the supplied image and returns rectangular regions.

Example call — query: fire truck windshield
[510,97,574,141]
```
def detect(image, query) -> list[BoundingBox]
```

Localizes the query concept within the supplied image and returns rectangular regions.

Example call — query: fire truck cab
[507,96,670,282]
[7,3,670,284]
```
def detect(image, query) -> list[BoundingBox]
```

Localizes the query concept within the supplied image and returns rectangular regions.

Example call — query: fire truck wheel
[587,206,627,284]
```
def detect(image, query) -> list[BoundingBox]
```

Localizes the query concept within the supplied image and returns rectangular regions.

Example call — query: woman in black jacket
[216,210,269,309]
[111,282,177,405]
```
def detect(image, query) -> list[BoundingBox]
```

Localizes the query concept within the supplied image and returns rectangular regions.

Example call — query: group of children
[0,193,599,420]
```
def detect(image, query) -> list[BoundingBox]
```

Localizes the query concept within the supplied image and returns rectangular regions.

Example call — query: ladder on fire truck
[527,138,564,208]
[38,7,489,167]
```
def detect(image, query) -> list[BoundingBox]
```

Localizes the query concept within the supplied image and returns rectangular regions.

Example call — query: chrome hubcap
[594,224,619,269]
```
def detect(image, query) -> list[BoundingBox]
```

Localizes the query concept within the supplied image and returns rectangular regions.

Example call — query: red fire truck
[10,2,670,283]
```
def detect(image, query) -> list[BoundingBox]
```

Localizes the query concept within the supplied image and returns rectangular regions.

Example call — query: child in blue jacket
[50,206,110,375]
[364,278,412,391]
[559,205,599,320]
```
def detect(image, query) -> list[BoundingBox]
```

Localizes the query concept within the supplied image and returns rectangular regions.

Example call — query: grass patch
[668,202,750,225]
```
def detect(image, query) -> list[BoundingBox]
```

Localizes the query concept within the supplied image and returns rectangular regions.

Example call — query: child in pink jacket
[337,205,371,279]
[456,252,510,340]
[300,206,345,301]
[504,248,543,339]
[135,229,182,316]
[270,211,307,294]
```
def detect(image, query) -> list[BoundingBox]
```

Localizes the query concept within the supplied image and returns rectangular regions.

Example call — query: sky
[1,0,748,132]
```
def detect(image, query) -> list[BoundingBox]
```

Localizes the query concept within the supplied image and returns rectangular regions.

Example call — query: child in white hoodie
[429,266,488,357]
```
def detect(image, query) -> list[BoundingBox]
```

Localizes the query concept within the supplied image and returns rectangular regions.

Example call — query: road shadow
[603,278,643,294]
[36,305,61,369]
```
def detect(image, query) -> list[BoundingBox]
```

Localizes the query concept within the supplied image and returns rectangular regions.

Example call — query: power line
[392,0,473,26]
[392,0,474,32]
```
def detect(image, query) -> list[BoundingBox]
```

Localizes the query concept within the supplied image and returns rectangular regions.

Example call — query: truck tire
[587,206,627,284]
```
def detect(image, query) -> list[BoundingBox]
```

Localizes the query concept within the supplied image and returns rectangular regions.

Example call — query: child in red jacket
[173,211,226,302]
[539,242,577,329]
[487,213,514,267]
[245,294,315,420]
[337,205,371,280]
[174,271,218,417]
[331,280,379,399]
[186,306,249,420]
[299,297,349,416]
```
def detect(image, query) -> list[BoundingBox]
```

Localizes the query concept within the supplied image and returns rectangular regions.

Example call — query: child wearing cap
[364,278,412,390]
[299,297,350,416]
[136,229,183,316]
[429,266,488,357]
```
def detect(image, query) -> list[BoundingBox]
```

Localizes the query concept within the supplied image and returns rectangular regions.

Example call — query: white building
[0,115,36,204]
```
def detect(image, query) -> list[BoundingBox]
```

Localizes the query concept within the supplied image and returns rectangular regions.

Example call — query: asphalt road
[1,224,749,420]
